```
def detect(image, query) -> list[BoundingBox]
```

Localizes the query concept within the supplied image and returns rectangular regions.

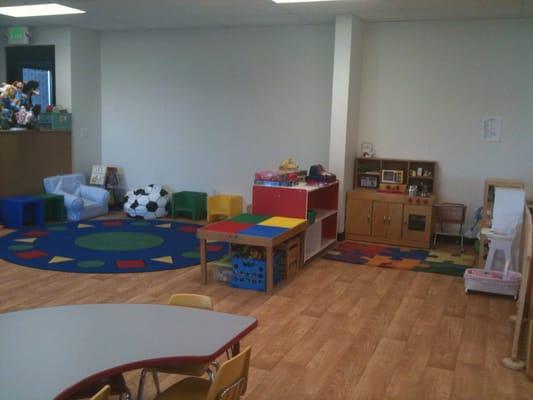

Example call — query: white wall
[359,19,533,218]
[101,25,334,205]
[70,28,102,175]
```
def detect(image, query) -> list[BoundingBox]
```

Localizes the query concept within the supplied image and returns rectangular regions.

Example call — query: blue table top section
[238,225,288,238]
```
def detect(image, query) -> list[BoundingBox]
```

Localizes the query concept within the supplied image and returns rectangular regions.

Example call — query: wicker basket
[434,203,467,225]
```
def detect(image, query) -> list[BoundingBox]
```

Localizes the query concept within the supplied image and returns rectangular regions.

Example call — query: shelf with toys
[253,159,339,262]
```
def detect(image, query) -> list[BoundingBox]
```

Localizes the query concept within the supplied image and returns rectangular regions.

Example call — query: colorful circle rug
[0,219,228,273]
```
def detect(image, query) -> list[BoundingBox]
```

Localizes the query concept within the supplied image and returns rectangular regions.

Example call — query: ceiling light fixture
[0,3,85,17]
[272,0,338,3]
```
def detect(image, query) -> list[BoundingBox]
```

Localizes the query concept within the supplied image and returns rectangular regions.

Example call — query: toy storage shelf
[252,181,339,262]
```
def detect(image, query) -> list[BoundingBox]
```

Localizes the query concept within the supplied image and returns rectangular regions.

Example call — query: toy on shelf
[123,184,169,220]
[207,194,243,222]
[279,157,299,171]
[307,164,336,183]
[254,170,299,187]
[0,80,41,129]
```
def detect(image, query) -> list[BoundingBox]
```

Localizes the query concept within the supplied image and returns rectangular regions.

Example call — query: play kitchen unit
[345,158,437,248]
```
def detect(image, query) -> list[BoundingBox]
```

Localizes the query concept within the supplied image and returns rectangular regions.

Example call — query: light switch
[482,116,502,142]
[81,128,88,138]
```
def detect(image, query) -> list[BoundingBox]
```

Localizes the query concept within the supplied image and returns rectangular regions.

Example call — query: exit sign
[7,26,30,45]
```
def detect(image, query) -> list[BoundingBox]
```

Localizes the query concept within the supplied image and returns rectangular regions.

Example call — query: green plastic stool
[170,191,207,220]
[33,193,65,222]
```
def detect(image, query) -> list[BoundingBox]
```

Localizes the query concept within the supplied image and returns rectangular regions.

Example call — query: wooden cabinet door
[402,204,432,243]
[372,201,388,238]
[346,198,372,236]
[387,203,404,240]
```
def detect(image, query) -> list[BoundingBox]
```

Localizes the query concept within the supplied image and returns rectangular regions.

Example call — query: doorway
[6,45,56,108]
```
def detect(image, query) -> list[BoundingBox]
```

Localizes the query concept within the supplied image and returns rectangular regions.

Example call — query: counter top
[0,129,71,134]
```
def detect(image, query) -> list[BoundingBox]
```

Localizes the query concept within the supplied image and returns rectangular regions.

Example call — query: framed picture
[90,165,107,186]
[361,142,374,157]
[105,167,120,188]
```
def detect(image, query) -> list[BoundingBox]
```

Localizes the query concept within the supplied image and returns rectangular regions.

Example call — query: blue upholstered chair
[43,173,110,221]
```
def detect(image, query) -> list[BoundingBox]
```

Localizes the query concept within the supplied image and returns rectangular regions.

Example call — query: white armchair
[43,173,109,221]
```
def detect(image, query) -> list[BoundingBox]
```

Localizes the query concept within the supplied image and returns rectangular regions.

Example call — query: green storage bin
[38,112,72,130]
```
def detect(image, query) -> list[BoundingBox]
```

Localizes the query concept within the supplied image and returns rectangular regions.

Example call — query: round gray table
[0,304,257,400]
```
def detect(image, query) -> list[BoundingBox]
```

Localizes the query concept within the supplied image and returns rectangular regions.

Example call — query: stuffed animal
[21,80,39,109]
[279,157,299,171]
[1,84,18,109]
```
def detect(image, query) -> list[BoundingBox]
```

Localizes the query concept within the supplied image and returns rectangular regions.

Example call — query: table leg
[266,246,274,295]
[299,232,305,270]
[231,341,241,357]
[200,238,207,285]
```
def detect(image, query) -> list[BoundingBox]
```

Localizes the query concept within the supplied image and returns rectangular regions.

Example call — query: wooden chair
[68,373,131,400]
[154,347,251,400]
[90,385,110,400]
[137,294,215,400]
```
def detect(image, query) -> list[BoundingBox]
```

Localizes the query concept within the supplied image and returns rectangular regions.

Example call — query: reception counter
[0,129,71,197]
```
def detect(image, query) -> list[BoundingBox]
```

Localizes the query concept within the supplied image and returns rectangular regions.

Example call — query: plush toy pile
[0,80,41,129]
[123,184,169,219]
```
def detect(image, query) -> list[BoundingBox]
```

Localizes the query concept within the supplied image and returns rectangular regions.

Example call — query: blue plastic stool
[1,196,45,228]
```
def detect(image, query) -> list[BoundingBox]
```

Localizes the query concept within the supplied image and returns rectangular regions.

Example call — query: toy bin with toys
[213,255,233,283]
[231,245,282,291]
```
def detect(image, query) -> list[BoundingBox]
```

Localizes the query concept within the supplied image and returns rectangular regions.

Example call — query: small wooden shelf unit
[252,182,339,261]
[346,158,437,249]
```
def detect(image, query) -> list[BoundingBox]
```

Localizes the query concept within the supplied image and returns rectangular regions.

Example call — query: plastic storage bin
[231,253,282,291]
[38,112,72,130]
[280,238,301,280]
[213,255,233,283]
[464,267,521,299]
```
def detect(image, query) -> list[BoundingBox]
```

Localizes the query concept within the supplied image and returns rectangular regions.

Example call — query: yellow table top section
[259,216,307,229]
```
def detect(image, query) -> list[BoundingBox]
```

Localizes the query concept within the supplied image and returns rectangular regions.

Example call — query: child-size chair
[170,191,207,220]
[207,194,243,223]
[43,173,109,221]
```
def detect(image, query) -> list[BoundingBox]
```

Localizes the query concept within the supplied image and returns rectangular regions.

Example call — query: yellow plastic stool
[207,194,243,223]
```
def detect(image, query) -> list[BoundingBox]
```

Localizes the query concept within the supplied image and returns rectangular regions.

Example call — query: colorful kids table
[197,214,308,294]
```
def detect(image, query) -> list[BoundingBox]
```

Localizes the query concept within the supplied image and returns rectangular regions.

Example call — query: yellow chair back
[206,347,251,400]
[90,385,110,400]
[167,293,213,310]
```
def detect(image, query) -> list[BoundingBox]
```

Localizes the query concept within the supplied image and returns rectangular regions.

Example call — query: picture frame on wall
[361,142,374,158]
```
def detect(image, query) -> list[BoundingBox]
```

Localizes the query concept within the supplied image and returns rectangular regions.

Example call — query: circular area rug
[0,219,227,273]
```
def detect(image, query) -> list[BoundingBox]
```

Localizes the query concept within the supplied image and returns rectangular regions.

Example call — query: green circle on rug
[131,221,151,226]
[8,244,33,251]
[77,260,105,268]
[75,232,164,251]
[182,251,200,259]
[48,225,69,231]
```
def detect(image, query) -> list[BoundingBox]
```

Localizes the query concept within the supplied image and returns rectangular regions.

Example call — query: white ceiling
[0,0,531,30]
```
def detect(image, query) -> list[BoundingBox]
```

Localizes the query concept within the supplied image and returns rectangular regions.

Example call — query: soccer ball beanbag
[123,184,169,219]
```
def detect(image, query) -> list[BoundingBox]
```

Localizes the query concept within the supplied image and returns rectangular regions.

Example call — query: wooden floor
[1,224,533,399]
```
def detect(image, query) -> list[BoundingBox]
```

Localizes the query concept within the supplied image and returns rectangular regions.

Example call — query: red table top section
[203,220,253,234]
